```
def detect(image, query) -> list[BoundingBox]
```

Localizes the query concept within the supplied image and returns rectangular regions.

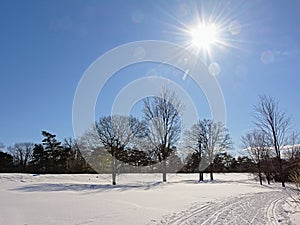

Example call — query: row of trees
[0,136,254,174]
[79,88,234,185]
[1,89,299,187]
[0,132,93,173]
[242,96,300,187]
[184,119,232,181]
[0,88,233,185]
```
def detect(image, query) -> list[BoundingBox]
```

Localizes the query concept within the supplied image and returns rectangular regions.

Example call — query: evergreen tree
[0,151,13,172]
[31,144,46,173]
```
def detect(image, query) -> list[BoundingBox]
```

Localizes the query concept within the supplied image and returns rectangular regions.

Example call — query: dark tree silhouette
[63,138,88,173]
[193,119,232,181]
[253,95,290,187]
[184,122,208,181]
[142,88,183,182]
[242,130,270,185]
[8,142,34,171]
[95,115,145,185]
[0,151,13,172]
[31,144,46,173]
[41,131,66,173]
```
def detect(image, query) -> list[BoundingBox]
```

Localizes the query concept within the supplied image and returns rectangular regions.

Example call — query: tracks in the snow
[168,205,210,225]
[150,191,290,225]
[266,196,285,225]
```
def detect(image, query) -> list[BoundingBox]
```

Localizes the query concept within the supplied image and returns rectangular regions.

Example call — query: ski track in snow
[149,191,292,225]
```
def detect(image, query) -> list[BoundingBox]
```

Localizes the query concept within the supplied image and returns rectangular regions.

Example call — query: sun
[189,23,219,50]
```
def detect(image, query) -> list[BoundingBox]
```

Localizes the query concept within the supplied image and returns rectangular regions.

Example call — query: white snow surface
[0,173,299,225]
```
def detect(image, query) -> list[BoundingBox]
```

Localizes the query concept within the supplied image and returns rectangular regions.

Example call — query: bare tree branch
[253,95,291,187]
[142,87,184,182]
[8,142,34,170]
[94,115,145,185]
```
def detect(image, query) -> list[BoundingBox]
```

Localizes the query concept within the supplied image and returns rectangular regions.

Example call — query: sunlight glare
[189,23,218,50]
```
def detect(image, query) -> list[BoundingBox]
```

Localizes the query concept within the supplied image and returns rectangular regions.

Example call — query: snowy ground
[0,173,299,225]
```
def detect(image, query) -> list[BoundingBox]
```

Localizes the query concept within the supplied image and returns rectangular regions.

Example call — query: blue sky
[1,0,300,154]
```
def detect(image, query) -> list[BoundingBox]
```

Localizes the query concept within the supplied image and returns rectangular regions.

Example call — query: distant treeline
[0,131,95,174]
[1,130,299,182]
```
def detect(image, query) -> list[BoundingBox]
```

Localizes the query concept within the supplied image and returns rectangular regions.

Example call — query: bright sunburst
[161,2,244,61]
[189,23,219,50]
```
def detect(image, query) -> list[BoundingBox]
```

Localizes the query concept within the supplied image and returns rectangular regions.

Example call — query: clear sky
[1,0,300,154]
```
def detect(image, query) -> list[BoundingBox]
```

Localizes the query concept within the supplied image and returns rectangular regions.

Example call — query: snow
[0,173,299,225]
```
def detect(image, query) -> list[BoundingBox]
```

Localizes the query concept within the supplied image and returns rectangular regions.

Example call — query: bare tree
[253,95,290,187]
[286,132,300,160]
[184,122,208,182]
[288,169,300,206]
[63,137,88,173]
[8,142,34,170]
[95,115,144,185]
[77,127,112,174]
[196,119,232,181]
[77,126,103,156]
[242,130,270,185]
[142,87,183,182]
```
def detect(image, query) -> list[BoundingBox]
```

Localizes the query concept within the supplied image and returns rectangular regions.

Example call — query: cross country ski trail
[149,191,292,225]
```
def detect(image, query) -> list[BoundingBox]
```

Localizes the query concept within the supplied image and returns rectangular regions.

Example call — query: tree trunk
[279,158,285,187]
[199,172,203,182]
[198,155,203,182]
[162,160,167,182]
[112,171,116,185]
[258,171,263,185]
[258,162,263,185]
[112,155,117,185]
[210,164,214,181]
[265,159,271,185]
[267,173,271,185]
[274,138,285,187]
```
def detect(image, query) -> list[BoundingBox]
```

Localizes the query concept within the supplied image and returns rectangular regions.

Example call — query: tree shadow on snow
[10,181,163,193]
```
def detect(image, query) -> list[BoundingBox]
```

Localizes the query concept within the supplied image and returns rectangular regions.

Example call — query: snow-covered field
[0,173,299,225]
